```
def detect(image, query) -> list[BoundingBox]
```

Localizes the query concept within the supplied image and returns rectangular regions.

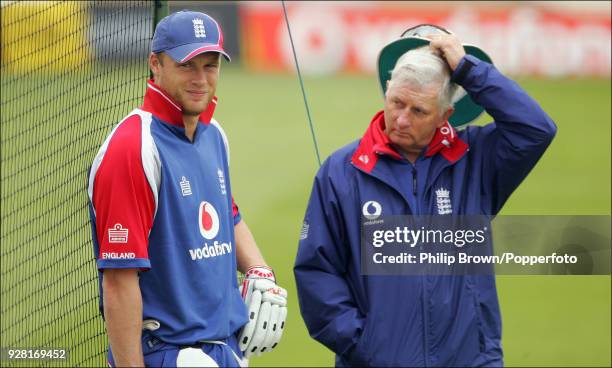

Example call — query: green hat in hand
[377,24,493,127]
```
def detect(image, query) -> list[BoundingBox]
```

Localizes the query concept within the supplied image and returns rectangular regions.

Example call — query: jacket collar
[141,80,217,127]
[351,110,468,173]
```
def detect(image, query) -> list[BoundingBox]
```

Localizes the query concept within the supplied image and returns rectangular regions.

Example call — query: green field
[1,63,610,367]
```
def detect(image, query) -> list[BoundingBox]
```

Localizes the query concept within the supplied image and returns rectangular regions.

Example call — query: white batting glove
[238,266,287,358]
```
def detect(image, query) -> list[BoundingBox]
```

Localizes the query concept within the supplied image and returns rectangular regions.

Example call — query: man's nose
[191,68,208,86]
[396,111,411,128]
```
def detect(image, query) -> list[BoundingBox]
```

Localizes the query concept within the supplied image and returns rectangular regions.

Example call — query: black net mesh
[1,1,153,366]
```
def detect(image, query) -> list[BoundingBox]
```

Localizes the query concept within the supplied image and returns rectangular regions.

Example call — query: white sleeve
[210,118,230,166]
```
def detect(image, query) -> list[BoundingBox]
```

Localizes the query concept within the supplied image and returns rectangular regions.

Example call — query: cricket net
[1,1,153,365]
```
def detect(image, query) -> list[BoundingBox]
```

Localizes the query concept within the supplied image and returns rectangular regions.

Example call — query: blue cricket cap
[151,10,230,63]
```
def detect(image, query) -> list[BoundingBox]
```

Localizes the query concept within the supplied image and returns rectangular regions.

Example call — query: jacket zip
[412,165,428,365]
[422,276,429,367]
[412,168,417,196]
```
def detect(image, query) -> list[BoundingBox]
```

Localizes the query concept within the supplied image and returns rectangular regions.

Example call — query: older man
[294,25,556,367]
[88,11,286,367]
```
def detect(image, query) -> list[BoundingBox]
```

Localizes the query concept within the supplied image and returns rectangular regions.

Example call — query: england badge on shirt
[217,169,226,195]
[435,188,452,215]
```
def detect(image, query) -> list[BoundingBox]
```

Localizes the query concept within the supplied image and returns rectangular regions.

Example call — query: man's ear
[440,107,455,127]
[149,52,162,78]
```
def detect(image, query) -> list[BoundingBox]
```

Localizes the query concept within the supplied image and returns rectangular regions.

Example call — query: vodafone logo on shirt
[198,201,220,239]
[189,201,233,261]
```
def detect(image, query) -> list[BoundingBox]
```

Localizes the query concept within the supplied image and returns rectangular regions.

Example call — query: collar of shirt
[141,79,217,127]
[351,110,469,173]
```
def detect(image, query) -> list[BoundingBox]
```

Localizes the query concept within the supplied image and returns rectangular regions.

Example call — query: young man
[88,11,286,367]
[294,25,556,366]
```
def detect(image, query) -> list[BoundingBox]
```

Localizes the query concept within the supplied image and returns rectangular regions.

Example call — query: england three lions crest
[192,18,206,38]
[435,188,452,215]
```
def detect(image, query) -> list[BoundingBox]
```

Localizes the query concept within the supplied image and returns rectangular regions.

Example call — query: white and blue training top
[87,81,248,345]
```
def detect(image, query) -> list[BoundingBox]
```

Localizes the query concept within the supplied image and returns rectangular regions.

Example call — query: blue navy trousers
[108,332,244,367]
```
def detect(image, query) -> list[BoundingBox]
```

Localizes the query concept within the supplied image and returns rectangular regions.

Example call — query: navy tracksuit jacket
[294,55,557,367]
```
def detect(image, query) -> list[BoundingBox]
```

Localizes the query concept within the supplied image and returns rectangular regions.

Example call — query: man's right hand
[103,268,144,367]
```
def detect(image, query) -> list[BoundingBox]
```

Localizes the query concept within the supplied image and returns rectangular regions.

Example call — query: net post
[153,0,169,27]
[150,0,169,79]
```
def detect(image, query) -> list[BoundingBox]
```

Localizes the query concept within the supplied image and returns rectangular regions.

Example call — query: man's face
[149,52,221,116]
[383,81,453,155]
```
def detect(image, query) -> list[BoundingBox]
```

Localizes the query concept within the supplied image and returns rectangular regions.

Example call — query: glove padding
[238,267,287,358]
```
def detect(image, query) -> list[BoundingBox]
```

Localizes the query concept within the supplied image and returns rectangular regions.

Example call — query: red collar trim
[351,111,399,173]
[351,110,469,173]
[141,80,217,126]
[424,121,469,163]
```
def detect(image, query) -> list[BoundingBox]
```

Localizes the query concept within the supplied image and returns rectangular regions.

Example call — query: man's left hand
[427,34,466,71]
[238,266,288,358]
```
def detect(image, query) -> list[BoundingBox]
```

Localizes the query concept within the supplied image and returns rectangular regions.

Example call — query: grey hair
[387,47,458,115]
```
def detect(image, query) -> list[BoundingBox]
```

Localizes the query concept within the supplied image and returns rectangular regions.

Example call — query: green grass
[1,63,610,367]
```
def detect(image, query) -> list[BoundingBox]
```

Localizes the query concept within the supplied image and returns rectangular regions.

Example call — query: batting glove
[238,266,287,358]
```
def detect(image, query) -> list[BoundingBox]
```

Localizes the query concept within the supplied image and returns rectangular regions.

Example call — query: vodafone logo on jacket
[198,201,220,239]
[362,200,382,220]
